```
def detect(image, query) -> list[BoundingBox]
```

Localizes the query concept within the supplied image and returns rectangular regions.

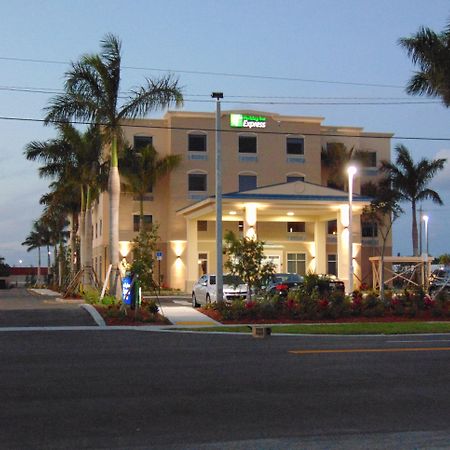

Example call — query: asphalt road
[2,328,450,449]
[0,288,95,327]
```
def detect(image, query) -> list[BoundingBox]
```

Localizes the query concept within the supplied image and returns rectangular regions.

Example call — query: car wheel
[192,293,199,308]
[206,294,211,305]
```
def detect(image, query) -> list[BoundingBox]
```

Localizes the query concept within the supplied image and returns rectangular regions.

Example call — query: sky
[1,0,450,266]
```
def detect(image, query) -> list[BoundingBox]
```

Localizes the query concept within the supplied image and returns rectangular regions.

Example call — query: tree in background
[119,144,181,232]
[399,22,450,106]
[223,230,275,301]
[380,144,446,256]
[362,179,403,300]
[0,257,11,277]
[44,34,183,297]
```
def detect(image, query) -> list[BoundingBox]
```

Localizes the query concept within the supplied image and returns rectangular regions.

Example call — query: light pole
[212,92,223,302]
[347,166,357,294]
[423,214,429,288]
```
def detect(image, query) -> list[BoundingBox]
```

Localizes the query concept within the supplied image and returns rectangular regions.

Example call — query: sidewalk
[160,305,222,326]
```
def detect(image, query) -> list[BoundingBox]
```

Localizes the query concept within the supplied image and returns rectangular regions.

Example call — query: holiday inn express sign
[230,113,267,129]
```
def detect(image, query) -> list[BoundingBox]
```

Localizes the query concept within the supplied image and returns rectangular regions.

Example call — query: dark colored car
[265,273,304,297]
[315,274,345,294]
[429,267,450,295]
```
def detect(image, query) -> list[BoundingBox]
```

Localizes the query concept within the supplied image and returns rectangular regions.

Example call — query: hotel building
[91,110,392,292]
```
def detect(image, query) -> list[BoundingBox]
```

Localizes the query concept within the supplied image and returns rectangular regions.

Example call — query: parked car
[429,267,450,295]
[264,273,304,297]
[192,274,248,307]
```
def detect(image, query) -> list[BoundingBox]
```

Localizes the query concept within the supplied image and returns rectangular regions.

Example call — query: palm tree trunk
[54,244,58,287]
[109,135,121,298]
[412,201,418,256]
[58,241,63,287]
[37,247,41,285]
[84,186,93,287]
[79,186,86,281]
[70,211,77,278]
[47,244,51,285]
[139,193,144,232]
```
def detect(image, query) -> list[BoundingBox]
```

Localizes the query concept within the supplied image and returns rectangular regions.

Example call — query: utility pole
[419,205,423,255]
[212,92,223,303]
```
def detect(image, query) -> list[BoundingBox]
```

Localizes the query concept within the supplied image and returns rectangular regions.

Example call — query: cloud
[430,149,450,193]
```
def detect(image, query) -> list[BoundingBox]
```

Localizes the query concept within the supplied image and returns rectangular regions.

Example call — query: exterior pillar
[337,205,350,291]
[244,204,257,239]
[185,219,198,292]
[314,221,327,274]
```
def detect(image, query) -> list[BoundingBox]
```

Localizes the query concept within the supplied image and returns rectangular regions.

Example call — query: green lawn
[175,322,450,335]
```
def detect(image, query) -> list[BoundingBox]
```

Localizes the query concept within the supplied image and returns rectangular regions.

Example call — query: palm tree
[44,34,183,295]
[119,144,181,232]
[380,144,446,256]
[399,23,450,106]
[22,227,43,285]
[25,124,108,285]
[321,142,372,190]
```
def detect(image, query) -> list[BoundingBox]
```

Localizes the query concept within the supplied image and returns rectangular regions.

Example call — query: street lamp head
[347,165,357,177]
[422,214,429,223]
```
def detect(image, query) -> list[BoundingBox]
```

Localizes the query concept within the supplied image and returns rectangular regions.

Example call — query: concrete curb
[80,304,106,327]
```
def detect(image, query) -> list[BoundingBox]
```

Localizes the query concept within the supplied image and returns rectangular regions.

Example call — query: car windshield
[272,273,303,283]
[223,275,244,285]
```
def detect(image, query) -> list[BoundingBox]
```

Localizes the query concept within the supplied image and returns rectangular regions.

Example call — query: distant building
[90,110,392,291]
[3,267,49,287]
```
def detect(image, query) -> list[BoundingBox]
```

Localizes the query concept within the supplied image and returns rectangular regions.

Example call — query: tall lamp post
[423,214,429,288]
[347,166,357,294]
[212,92,223,302]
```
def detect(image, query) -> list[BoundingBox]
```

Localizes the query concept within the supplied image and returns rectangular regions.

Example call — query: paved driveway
[0,288,97,327]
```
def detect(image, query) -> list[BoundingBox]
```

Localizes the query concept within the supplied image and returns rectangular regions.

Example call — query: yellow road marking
[175,321,217,326]
[289,347,450,355]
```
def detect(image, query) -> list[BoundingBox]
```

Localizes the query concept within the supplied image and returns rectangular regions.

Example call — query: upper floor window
[188,173,207,191]
[362,221,378,238]
[188,133,207,152]
[361,151,377,168]
[239,135,257,153]
[133,136,153,150]
[197,220,208,232]
[239,174,257,191]
[287,175,305,183]
[286,137,304,155]
[133,214,152,232]
[287,222,305,233]
[328,220,337,235]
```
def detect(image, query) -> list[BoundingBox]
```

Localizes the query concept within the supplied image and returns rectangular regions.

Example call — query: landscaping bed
[94,305,171,326]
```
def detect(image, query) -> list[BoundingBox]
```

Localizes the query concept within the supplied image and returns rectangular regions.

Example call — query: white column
[186,219,198,292]
[244,204,257,239]
[314,221,327,274]
[337,205,350,291]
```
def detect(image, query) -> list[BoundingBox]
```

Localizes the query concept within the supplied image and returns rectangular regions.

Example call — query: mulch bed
[94,306,171,326]
[198,308,450,324]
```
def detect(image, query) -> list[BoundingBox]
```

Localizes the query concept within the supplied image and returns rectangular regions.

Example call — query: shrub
[83,287,101,304]
[142,299,159,315]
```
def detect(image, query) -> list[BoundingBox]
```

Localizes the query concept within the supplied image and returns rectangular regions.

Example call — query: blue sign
[122,276,133,305]
[156,251,163,261]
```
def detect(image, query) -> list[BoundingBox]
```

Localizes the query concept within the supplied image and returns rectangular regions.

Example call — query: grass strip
[175,322,450,335]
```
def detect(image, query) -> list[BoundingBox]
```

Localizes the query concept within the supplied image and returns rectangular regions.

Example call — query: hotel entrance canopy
[178,181,371,291]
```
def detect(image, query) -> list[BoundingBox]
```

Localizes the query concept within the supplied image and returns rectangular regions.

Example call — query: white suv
[192,274,247,307]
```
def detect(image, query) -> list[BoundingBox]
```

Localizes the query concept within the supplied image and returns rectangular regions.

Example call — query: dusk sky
[1,0,450,266]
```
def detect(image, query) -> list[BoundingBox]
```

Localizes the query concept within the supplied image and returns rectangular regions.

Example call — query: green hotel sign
[229,113,267,129]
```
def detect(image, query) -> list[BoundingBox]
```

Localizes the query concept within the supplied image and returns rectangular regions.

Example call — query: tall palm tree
[22,227,43,285]
[25,124,107,285]
[44,34,183,295]
[399,23,450,106]
[119,144,181,232]
[380,144,446,256]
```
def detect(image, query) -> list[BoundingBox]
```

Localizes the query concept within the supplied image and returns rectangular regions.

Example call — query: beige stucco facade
[90,110,392,292]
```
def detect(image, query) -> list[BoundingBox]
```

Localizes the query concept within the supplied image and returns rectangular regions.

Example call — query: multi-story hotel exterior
[91,110,392,292]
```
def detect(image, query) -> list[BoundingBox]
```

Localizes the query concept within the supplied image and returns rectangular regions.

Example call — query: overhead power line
[0,85,439,106]
[0,55,404,89]
[1,114,450,142]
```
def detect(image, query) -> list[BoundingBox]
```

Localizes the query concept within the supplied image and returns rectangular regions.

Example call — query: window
[133,136,153,150]
[95,223,98,239]
[362,151,377,168]
[287,253,306,275]
[239,174,257,191]
[198,252,208,276]
[188,173,207,191]
[287,222,305,233]
[133,214,153,232]
[328,220,337,235]
[239,135,257,153]
[99,219,102,236]
[362,221,378,238]
[287,175,305,183]
[327,254,337,276]
[238,221,244,232]
[286,137,304,155]
[197,220,207,232]
[188,133,207,152]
